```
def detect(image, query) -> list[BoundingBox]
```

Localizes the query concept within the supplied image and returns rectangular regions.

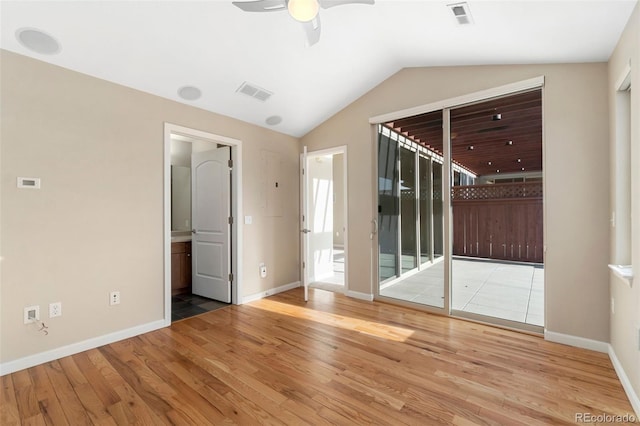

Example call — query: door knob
[192,229,196,234]
[301,229,311,234]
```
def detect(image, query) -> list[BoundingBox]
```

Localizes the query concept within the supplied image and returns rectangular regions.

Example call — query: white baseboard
[544,331,639,417]
[0,319,166,376]
[346,290,374,302]
[544,330,609,354]
[608,345,640,418]
[242,281,301,304]
[543,330,609,353]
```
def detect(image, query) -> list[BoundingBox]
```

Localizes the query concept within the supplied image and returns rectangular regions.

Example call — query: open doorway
[449,90,543,328]
[163,124,243,324]
[301,147,348,295]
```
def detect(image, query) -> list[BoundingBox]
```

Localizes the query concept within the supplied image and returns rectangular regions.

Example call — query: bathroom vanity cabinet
[171,241,192,295]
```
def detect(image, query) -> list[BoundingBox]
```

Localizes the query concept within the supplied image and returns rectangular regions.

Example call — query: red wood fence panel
[452,182,543,263]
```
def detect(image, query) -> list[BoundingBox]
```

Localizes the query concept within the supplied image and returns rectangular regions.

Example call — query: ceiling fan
[232,0,375,46]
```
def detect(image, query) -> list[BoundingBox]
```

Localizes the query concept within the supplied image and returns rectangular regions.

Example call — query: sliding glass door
[449,90,544,329]
[377,110,445,309]
[378,130,399,282]
[375,87,544,331]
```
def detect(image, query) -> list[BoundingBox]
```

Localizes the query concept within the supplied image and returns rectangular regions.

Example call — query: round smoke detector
[16,28,61,55]
[177,86,202,101]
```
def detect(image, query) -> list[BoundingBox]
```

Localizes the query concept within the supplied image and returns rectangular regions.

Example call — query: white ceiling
[1,0,637,137]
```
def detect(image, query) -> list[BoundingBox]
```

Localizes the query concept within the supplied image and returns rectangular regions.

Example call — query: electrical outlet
[260,263,267,278]
[49,302,62,318]
[109,291,120,306]
[24,305,40,324]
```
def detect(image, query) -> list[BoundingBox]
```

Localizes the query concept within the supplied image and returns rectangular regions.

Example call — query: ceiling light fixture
[488,161,492,165]
[517,158,521,163]
[16,28,60,55]
[287,0,319,22]
[506,140,513,146]
[492,113,502,121]
[468,145,474,150]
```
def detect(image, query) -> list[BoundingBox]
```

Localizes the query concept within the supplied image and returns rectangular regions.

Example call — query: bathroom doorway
[163,123,243,324]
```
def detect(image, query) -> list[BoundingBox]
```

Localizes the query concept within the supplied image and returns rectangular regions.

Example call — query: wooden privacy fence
[451,182,543,263]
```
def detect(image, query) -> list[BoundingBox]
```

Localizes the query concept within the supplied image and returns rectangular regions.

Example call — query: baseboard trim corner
[242,281,301,304]
[608,345,640,417]
[0,319,166,376]
[346,290,374,302]
[543,330,609,353]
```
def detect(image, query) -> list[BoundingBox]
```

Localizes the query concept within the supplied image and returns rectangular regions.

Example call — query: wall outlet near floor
[24,305,40,324]
[49,302,62,318]
[260,263,267,278]
[109,291,121,306]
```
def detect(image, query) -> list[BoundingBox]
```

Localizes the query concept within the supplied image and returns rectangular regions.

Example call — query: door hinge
[302,261,306,269]
[302,168,305,175]
[229,273,234,282]
[228,159,233,168]
[228,216,234,225]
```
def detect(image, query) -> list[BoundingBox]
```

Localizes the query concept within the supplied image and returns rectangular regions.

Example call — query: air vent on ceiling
[236,81,273,102]
[448,2,474,25]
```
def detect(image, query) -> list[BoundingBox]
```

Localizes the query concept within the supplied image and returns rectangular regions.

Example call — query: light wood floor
[1,288,635,425]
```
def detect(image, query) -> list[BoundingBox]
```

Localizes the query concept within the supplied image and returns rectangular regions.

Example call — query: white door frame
[300,145,349,295]
[163,123,243,325]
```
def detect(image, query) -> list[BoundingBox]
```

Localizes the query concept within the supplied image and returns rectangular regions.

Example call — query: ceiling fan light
[288,0,319,22]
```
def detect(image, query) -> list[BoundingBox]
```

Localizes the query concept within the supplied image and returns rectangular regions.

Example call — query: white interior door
[191,146,231,303]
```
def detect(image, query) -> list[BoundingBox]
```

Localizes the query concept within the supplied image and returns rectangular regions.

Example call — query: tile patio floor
[380,258,544,327]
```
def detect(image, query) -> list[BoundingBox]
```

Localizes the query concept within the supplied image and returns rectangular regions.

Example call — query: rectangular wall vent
[236,81,273,102]
[448,2,474,25]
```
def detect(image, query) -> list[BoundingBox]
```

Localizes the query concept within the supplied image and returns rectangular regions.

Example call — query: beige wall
[608,2,640,403]
[0,50,300,364]
[300,62,611,342]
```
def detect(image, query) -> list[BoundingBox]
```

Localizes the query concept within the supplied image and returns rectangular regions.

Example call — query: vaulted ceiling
[0,1,636,137]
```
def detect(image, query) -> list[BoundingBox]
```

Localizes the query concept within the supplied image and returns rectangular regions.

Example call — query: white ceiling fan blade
[301,15,321,47]
[232,0,286,12]
[319,0,374,9]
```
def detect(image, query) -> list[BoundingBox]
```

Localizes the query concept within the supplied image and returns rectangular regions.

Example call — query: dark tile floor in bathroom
[171,293,230,322]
